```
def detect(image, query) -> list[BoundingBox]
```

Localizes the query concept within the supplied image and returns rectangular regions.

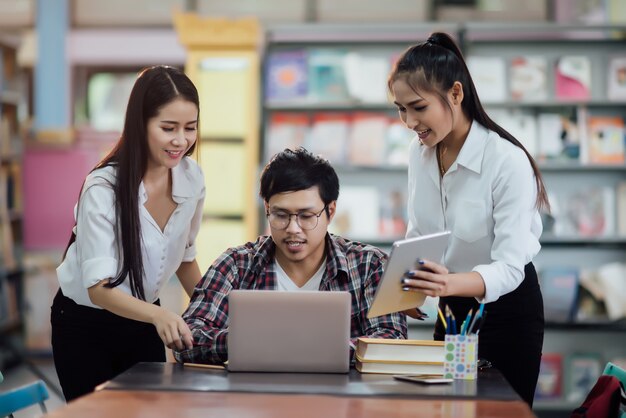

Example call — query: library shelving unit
[260,22,626,414]
[0,34,27,369]
[174,13,262,274]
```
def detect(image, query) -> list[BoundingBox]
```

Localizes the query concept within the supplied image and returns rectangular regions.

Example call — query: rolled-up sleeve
[182,162,206,262]
[75,182,118,289]
[473,149,539,303]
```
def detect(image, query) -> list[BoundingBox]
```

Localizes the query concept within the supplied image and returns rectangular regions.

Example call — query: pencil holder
[443,334,478,380]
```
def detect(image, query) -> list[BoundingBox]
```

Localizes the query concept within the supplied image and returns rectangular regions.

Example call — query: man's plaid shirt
[174,233,407,364]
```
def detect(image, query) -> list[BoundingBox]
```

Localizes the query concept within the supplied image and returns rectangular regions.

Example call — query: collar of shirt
[249,233,350,287]
[138,158,196,205]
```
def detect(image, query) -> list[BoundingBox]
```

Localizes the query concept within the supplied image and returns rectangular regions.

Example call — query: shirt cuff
[81,257,118,288]
[182,244,197,263]
[472,264,500,304]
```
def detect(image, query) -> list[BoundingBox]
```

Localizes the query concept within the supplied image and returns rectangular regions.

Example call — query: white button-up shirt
[406,122,542,303]
[57,157,205,308]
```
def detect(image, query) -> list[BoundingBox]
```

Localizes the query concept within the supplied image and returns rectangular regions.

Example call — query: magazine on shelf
[509,56,548,102]
[304,112,350,164]
[555,55,591,100]
[347,112,388,166]
[467,56,507,103]
[264,112,310,163]
[329,185,380,240]
[539,267,579,323]
[586,115,625,164]
[307,48,349,102]
[535,353,563,400]
[343,52,390,103]
[265,49,309,103]
[607,56,626,101]
[566,353,603,403]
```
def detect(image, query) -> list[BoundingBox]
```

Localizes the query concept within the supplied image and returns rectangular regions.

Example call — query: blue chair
[0,380,49,418]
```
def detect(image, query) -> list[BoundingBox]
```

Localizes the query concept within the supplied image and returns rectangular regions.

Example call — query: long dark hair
[91,65,200,300]
[388,32,550,212]
[260,148,339,218]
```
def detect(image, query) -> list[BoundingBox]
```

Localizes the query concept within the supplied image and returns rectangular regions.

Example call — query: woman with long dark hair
[389,33,548,406]
[51,65,205,402]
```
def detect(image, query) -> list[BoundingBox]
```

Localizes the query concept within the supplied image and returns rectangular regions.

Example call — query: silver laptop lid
[227,290,351,373]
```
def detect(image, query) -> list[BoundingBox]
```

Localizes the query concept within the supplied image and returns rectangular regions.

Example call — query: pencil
[183,363,226,371]
[437,306,447,330]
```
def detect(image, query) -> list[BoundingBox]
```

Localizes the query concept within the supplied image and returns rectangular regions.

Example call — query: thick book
[356,338,444,363]
[355,355,444,375]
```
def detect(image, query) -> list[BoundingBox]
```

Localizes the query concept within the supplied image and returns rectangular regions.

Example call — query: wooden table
[46,363,536,417]
[46,390,535,418]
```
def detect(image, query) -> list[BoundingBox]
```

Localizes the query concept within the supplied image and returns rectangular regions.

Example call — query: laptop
[227,290,351,373]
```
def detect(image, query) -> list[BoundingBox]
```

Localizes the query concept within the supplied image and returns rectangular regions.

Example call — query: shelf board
[540,236,626,246]
[266,102,395,111]
[484,99,626,107]
[538,162,626,172]
[463,22,626,42]
[266,22,460,44]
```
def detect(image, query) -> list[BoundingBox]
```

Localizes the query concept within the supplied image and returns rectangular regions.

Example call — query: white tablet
[367,231,451,319]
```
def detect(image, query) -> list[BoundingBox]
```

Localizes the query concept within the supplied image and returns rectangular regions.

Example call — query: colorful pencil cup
[444,334,478,380]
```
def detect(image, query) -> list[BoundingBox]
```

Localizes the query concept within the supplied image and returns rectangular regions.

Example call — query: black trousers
[435,263,544,407]
[50,289,165,402]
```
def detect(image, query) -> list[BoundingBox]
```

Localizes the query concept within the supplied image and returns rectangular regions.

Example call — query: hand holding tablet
[367,231,451,319]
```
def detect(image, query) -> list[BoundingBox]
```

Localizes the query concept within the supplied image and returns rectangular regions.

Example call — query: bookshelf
[174,13,262,274]
[0,35,27,368]
[260,22,626,414]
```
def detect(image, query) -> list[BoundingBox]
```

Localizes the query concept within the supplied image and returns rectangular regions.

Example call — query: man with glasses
[175,148,407,365]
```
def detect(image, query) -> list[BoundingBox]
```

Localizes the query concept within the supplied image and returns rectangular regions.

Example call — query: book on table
[355,355,444,375]
[356,338,444,363]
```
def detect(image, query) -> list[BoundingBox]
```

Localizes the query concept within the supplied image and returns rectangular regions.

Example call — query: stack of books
[355,338,445,375]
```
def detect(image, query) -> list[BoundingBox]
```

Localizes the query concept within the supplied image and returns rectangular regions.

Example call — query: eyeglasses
[266,205,327,231]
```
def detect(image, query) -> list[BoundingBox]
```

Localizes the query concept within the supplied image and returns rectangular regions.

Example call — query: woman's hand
[402,259,450,298]
[151,307,194,351]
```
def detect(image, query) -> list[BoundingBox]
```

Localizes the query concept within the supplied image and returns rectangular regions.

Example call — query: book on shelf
[535,353,563,400]
[343,51,390,104]
[509,56,548,102]
[555,55,591,100]
[595,262,626,321]
[607,56,626,102]
[566,353,603,403]
[490,109,538,157]
[356,337,444,363]
[379,188,407,239]
[539,267,579,323]
[264,112,309,163]
[304,112,350,164]
[265,49,308,103]
[550,186,615,237]
[355,355,444,375]
[586,115,625,164]
[347,112,388,166]
[307,48,349,102]
[329,185,380,240]
[385,119,413,166]
[467,56,507,103]
[617,181,626,237]
[0,167,16,270]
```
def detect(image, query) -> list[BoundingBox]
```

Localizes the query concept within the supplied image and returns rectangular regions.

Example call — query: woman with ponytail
[389,33,548,406]
[51,65,205,402]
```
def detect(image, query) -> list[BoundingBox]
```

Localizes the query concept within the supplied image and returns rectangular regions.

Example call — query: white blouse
[406,122,542,304]
[57,157,205,308]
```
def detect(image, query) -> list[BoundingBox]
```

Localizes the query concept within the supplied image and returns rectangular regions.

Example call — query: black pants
[50,289,165,402]
[435,263,544,407]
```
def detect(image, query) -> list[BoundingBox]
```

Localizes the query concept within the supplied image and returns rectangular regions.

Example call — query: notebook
[227,290,351,373]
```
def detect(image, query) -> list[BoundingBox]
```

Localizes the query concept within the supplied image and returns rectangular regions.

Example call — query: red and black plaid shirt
[174,233,407,364]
